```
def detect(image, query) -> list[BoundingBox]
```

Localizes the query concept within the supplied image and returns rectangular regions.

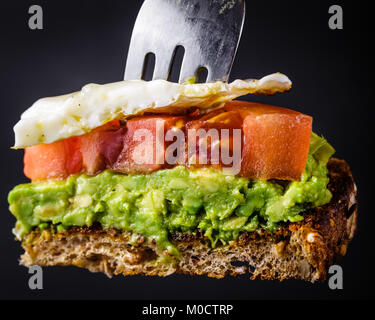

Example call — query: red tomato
[24,120,121,181]
[80,120,124,174]
[24,135,83,181]
[224,101,312,180]
[64,137,83,175]
[113,115,185,173]
[24,141,67,181]
[23,103,312,182]
[185,109,243,169]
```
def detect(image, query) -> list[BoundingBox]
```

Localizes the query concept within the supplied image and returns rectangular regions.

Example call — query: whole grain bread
[20,158,357,281]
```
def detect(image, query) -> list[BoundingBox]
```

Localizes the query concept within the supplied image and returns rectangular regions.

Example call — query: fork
[124,0,246,83]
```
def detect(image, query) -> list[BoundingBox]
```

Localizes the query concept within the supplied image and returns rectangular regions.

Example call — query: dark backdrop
[0,0,371,299]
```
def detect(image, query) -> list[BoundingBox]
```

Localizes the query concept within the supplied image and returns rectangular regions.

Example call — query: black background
[0,0,372,300]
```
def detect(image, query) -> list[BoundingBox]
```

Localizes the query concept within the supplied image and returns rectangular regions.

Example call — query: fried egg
[13,73,291,148]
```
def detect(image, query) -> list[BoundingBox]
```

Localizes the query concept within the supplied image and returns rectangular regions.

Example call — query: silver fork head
[124,0,245,83]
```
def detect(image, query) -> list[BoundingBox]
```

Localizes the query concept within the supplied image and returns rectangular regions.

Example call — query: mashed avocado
[8,133,334,256]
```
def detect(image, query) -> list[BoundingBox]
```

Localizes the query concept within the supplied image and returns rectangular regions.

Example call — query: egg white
[13,73,291,148]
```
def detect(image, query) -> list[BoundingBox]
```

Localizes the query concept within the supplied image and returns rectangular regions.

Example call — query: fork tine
[124,41,148,80]
[152,48,174,80]
[178,50,204,84]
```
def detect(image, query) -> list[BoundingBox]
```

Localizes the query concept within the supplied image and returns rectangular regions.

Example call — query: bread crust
[20,158,357,281]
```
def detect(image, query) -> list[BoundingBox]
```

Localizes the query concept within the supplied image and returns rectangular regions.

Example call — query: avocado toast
[8,73,358,281]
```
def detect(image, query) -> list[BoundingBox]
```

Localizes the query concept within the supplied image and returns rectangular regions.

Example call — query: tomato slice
[113,115,185,173]
[23,102,312,181]
[80,120,123,174]
[64,137,82,175]
[24,121,121,181]
[24,135,83,181]
[24,141,67,181]
[185,109,243,169]
[224,101,312,180]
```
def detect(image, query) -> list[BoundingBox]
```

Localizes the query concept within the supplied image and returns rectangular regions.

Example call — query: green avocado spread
[8,133,334,256]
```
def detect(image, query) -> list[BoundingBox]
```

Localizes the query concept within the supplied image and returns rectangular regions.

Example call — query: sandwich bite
[8,73,357,281]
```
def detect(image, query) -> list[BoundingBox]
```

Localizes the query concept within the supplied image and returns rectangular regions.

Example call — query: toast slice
[19,158,357,282]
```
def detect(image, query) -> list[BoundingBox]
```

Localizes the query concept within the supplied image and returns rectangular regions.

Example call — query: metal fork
[124,0,246,83]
